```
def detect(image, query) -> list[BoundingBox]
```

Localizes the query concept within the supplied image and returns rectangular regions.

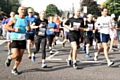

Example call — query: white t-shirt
[63,20,69,32]
[96,16,111,34]
[0,23,3,29]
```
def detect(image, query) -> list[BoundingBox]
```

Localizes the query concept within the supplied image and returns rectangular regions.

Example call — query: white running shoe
[94,52,98,61]
[108,61,114,67]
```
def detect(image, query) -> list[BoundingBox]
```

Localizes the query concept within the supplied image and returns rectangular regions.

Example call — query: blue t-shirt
[46,22,57,36]
[10,15,28,40]
[26,15,36,34]
[2,20,6,25]
[5,18,10,24]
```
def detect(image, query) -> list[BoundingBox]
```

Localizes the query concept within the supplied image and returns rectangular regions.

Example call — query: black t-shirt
[34,18,48,36]
[117,20,120,28]
[84,20,95,37]
[65,17,84,36]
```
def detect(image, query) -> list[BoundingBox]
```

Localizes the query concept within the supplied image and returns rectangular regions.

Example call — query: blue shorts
[100,33,109,43]
[64,31,69,39]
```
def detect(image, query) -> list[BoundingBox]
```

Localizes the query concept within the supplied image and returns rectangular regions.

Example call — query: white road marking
[46,58,62,60]
[0,40,6,45]
[46,49,62,60]
[78,60,106,63]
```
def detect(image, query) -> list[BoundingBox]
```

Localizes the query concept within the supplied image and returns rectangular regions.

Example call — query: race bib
[38,28,46,36]
[102,23,109,28]
[88,24,93,30]
[49,28,54,34]
[17,34,26,40]
[73,22,80,31]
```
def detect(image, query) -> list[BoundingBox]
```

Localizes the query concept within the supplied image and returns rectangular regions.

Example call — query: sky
[21,0,106,12]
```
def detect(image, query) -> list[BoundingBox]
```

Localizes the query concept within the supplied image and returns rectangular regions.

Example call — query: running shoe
[11,68,19,75]
[66,59,72,66]
[62,43,65,49]
[94,52,98,61]
[86,53,91,58]
[73,63,78,69]
[42,63,47,68]
[5,57,11,67]
[108,61,114,67]
[31,55,35,62]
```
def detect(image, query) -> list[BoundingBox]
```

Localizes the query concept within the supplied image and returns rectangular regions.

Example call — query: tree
[81,0,101,16]
[105,0,120,19]
[45,4,60,18]
[0,0,20,16]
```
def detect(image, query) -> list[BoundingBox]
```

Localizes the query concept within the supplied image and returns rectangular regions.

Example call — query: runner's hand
[15,28,20,32]
[70,28,74,31]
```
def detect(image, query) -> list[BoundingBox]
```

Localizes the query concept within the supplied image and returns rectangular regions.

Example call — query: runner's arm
[5,18,15,31]
[26,20,31,32]
[31,22,38,29]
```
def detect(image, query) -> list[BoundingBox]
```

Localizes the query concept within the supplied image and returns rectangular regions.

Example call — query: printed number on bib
[38,28,46,36]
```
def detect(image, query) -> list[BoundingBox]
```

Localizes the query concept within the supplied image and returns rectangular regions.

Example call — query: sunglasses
[29,12,33,13]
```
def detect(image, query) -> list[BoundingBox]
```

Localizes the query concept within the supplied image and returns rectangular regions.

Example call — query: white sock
[86,47,89,54]
[68,56,72,60]
[73,60,76,64]
[42,60,45,63]
[8,56,11,60]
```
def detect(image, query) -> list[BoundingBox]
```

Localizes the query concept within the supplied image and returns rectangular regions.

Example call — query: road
[0,40,120,80]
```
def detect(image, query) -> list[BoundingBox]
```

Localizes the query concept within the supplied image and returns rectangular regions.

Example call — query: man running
[64,8,85,69]
[26,8,36,59]
[94,7,114,66]
[5,12,15,55]
[5,6,31,75]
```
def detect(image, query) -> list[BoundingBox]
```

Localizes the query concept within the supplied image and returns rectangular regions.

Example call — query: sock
[13,67,17,70]
[68,56,72,60]
[42,60,45,63]
[8,56,11,60]
[86,47,89,54]
[73,60,76,64]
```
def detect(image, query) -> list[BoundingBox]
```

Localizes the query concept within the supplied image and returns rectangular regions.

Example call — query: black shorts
[84,37,93,45]
[60,28,64,32]
[26,33,34,41]
[95,32,100,43]
[11,40,26,49]
[55,32,60,37]
[68,33,80,45]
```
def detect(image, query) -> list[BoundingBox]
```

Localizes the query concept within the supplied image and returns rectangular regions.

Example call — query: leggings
[47,35,55,47]
[34,35,47,59]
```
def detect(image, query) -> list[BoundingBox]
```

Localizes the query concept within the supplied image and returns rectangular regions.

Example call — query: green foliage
[105,0,120,19]
[81,0,101,16]
[45,4,61,18]
[0,0,20,16]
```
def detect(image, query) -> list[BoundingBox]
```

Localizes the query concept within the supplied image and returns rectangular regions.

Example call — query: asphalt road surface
[0,41,120,80]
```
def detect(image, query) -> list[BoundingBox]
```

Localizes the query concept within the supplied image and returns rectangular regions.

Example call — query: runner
[31,10,48,68]
[46,16,57,54]
[53,14,61,46]
[5,12,15,55]
[62,14,73,48]
[64,8,85,69]
[94,7,114,66]
[83,14,95,58]
[109,14,116,52]
[26,8,36,59]
[5,6,31,75]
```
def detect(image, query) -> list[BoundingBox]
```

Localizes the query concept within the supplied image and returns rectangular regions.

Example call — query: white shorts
[6,31,11,42]
[110,30,115,39]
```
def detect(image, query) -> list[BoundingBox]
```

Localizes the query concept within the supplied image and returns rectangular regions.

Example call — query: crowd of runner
[1,6,120,75]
